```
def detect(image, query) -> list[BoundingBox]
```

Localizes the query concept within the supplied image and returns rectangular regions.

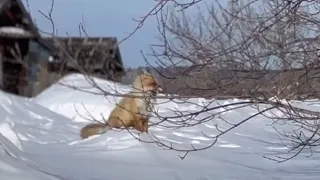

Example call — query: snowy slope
[0,73,320,180]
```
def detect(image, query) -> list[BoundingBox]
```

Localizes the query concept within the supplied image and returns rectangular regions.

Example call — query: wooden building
[0,0,126,97]
[0,0,57,97]
[44,36,126,83]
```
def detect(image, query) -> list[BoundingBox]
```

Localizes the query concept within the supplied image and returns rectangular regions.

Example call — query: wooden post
[27,44,39,97]
[0,45,3,89]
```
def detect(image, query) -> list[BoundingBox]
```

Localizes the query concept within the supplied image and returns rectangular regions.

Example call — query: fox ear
[137,68,148,76]
[142,68,149,74]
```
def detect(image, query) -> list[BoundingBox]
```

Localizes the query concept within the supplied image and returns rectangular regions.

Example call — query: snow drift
[0,73,319,180]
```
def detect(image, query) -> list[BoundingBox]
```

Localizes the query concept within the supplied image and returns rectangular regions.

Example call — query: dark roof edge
[14,0,41,38]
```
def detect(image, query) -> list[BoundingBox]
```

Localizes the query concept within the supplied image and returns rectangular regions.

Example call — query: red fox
[79,71,163,139]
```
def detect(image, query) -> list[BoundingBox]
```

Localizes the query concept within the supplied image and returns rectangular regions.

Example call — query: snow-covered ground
[1,73,320,180]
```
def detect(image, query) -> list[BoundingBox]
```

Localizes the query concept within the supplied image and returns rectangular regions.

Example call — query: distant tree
[144,0,320,162]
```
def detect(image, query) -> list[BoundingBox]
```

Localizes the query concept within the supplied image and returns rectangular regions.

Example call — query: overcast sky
[24,0,164,68]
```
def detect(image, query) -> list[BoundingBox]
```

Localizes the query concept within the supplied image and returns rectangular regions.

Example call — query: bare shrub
[11,0,320,163]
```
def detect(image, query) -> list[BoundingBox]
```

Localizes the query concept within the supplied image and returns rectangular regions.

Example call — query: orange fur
[80,71,162,139]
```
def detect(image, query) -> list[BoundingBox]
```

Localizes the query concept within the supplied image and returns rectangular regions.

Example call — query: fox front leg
[133,119,145,133]
[142,119,149,133]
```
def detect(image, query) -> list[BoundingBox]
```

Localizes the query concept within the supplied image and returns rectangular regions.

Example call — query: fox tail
[80,123,110,139]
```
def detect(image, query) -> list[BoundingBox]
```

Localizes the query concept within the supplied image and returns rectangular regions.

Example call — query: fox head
[132,72,163,93]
